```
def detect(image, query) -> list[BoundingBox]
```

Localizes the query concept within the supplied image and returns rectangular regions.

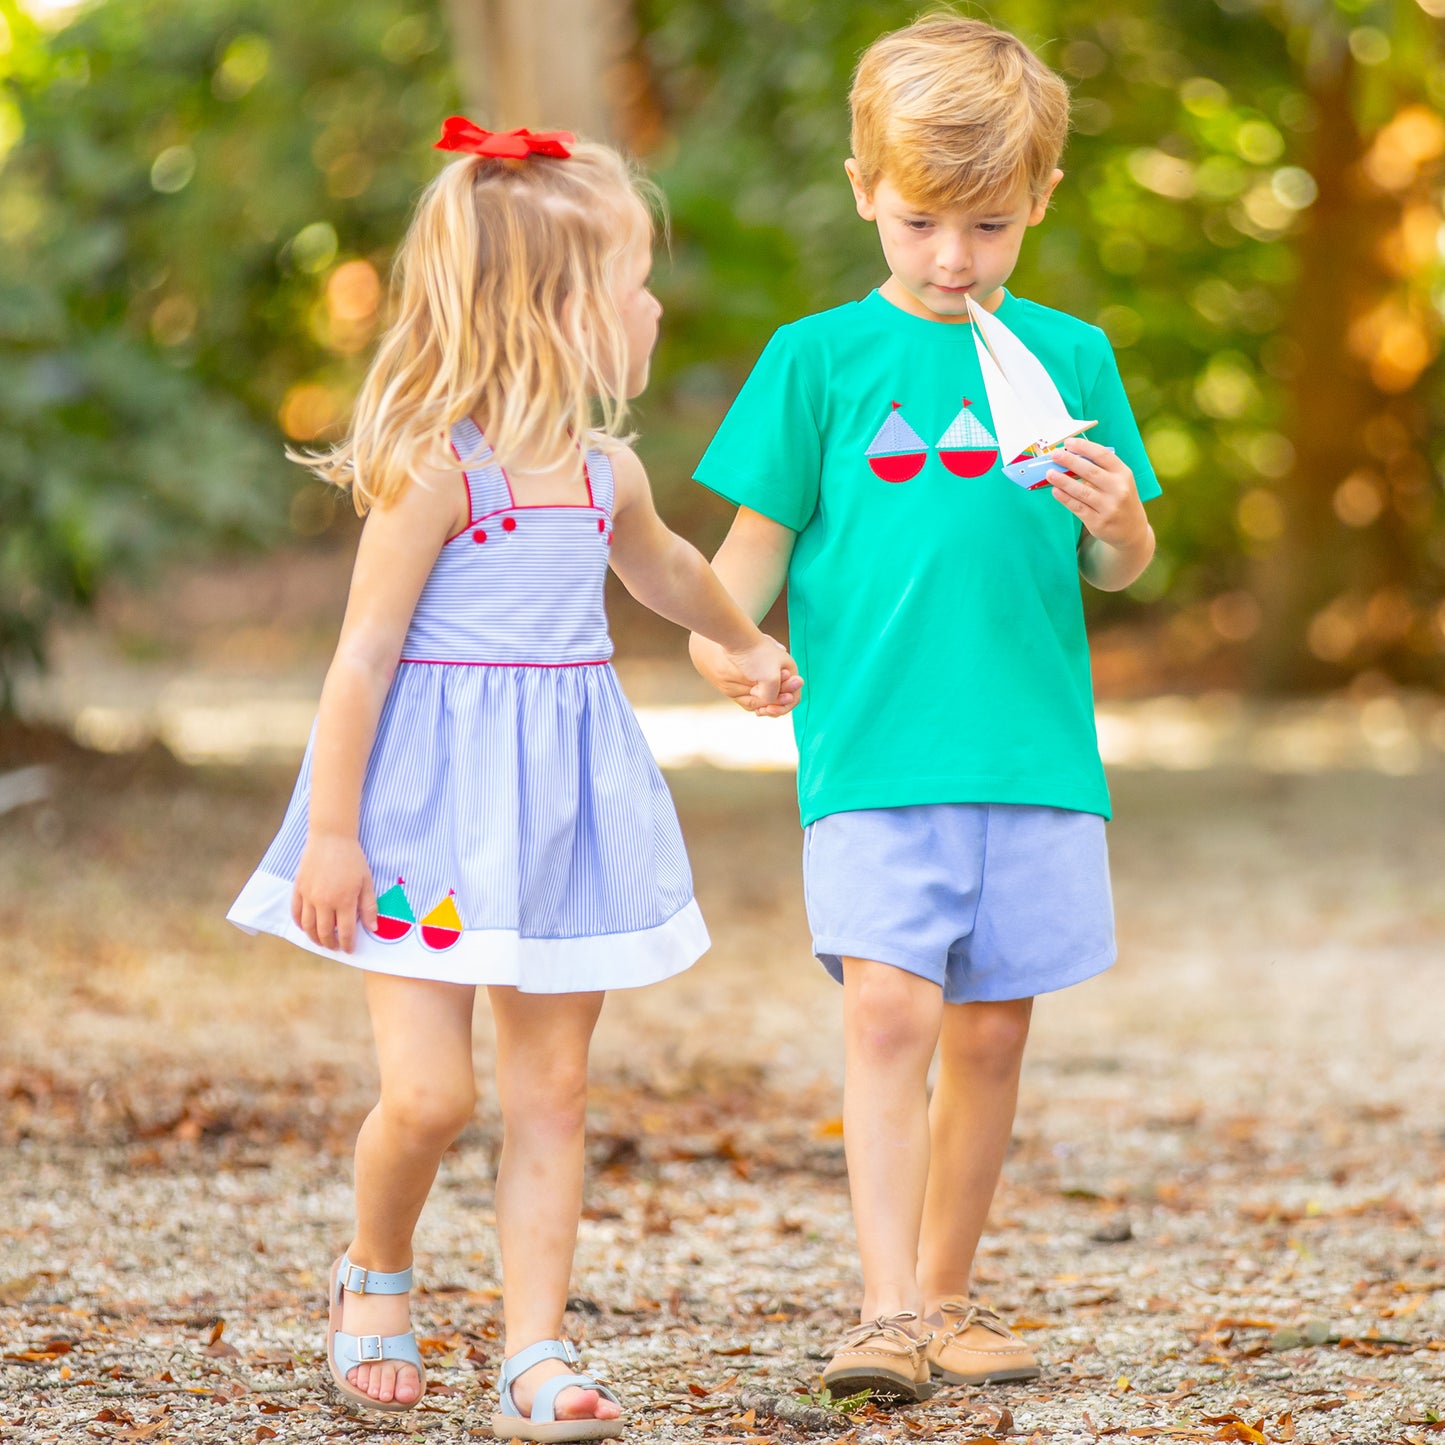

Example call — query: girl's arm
[686,507,799,712]
[1045,435,1156,592]
[607,447,798,715]
[294,466,464,952]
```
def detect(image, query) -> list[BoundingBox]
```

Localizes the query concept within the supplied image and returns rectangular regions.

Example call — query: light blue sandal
[325,1253,427,1414]
[491,1338,623,1441]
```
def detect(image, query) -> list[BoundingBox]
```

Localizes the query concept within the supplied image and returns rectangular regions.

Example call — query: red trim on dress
[470,503,606,523]
[398,657,610,669]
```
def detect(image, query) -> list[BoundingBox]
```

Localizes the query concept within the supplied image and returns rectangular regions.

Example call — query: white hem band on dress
[227,870,710,992]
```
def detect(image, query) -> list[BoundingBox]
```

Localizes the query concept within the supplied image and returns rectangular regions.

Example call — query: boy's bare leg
[917,997,1033,1310]
[841,957,945,1322]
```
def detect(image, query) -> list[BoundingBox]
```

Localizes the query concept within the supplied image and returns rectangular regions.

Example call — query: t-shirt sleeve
[693,326,821,531]
[1084,331,1161,503]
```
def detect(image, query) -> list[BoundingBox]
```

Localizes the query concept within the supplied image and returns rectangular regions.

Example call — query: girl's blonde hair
[850,14,1070,214]
[297,141,656,513]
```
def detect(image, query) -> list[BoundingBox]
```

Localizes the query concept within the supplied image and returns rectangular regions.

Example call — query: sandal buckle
[357,1334,383,1362]
[562,1339,580,1367]
[342,1262,369,1295]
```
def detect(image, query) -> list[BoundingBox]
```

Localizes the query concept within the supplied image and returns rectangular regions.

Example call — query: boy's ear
[844,158,877,221]
[1027,168,1065,225]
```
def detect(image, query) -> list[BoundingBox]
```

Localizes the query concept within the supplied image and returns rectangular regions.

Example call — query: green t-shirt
[694,288,1161,827]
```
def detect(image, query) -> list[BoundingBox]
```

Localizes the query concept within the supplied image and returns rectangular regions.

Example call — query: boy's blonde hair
[850,14,1070,213]
[299,142,655,513]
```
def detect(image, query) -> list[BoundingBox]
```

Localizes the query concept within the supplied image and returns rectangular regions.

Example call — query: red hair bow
[434,116,575,160]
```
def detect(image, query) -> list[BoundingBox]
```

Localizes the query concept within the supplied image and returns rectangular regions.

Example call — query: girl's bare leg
[343,973,478,1404]
[488,986,619,1423]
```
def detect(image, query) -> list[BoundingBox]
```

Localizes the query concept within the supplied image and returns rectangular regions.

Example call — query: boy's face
[846,163,1061,320]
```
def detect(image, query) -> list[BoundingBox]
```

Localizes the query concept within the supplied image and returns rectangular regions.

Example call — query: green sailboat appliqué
[369,877,416,943]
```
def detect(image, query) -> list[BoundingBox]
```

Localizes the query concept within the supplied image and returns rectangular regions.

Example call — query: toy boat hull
[1003,456,1058,490]
[1003,446,1114,492]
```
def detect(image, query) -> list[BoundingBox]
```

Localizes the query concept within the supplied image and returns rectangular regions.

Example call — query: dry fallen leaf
[115,1409,170,1441]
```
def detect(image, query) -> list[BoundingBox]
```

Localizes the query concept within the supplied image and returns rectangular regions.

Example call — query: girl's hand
[1045,435,1149,551]
[291,834,379,953]
[691,633,803,718]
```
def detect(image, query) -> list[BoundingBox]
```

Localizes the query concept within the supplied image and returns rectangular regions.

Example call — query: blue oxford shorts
[803,802,1116,1004]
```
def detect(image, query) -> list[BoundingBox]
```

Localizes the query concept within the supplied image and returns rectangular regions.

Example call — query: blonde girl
[228,119,798,1439]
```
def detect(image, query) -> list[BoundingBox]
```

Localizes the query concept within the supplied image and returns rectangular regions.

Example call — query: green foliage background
[1,0,1442,696]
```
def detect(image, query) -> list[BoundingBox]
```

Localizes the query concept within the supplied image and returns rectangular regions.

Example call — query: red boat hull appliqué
[937,448,998,478]
[869,451,927,483]
[370,915,414,942]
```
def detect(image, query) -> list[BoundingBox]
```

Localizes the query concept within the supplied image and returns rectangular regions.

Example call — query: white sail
[966,295,1094,458]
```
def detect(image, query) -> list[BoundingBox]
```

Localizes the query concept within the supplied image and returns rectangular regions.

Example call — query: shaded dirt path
[2,747,1443,1443]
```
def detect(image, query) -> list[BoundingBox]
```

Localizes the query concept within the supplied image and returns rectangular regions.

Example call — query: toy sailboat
[965,294,1097,490]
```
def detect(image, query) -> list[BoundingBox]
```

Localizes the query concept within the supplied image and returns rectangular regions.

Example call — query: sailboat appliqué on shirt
[864,402,928,482]
[936,399,999,478]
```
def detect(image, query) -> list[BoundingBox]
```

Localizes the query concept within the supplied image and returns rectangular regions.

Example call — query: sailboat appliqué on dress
[369,877,416,943]
[864,402,928,482]
[966,295,1098,490]
[936,399,999,478]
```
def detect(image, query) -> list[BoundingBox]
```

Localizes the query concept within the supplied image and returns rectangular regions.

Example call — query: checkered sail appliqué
[936,399,999,478]
[865,402,928,482]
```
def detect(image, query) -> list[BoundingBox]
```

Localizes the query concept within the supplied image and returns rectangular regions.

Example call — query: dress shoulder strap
[585,443,616,516]
[449,418,513,524]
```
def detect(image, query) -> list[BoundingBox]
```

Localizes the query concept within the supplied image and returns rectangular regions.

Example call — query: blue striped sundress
[226,418,709,991]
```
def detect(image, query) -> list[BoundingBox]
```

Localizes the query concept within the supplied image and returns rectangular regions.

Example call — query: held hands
[1045,436,1149,552]
[291,833,378,953]
[690,633,804,718]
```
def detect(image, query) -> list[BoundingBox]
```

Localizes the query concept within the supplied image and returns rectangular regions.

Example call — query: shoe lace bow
[938,1299,1011,1338]
[837,1310,932,1352]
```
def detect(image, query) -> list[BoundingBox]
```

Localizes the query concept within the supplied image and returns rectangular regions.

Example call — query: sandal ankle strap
[500,1337,579,1390]
[336,1252,414,1298]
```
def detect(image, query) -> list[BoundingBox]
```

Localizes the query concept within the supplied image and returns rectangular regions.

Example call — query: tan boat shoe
[926,1298,1041,1385]
[821,1311,936,1403]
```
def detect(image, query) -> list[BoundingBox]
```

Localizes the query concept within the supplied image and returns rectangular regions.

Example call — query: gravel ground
[2,746,1443,1444]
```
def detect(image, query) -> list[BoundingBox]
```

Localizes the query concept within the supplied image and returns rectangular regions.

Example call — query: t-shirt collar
[865,285,1018,335]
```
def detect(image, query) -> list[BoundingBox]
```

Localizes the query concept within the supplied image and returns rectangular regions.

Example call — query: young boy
[690,16,1160,1402]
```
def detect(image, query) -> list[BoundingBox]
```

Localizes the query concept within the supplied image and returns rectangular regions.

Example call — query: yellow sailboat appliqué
[419,890,464,952]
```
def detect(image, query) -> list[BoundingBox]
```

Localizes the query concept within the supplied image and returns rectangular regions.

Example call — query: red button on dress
[502,516,517,532]
[598,517,606,532]
[472,529,487,544]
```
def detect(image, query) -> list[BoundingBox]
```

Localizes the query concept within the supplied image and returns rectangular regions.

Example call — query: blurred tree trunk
[1251,37,1444,690]
[442,0,635,143]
